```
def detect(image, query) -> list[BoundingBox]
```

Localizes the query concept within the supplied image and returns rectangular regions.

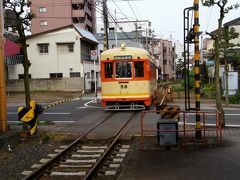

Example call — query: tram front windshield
[116,62,132,78]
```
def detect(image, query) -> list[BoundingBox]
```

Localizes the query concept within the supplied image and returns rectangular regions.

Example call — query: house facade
[7,24,99,92]
[203,17,240,82]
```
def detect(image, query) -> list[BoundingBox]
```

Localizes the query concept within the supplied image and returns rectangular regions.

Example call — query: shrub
[229,92,240,104]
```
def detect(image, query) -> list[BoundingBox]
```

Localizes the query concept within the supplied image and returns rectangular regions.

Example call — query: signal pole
[194,0,201,139]
[103,0,109,50]
[0,0,7,132]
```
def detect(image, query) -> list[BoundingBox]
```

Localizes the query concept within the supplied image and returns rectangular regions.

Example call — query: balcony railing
[5,55,23,65]
[81,54,99,63]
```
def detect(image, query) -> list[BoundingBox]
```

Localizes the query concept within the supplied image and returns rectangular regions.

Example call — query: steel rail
[84,111,139,180]
[22,112,115,180]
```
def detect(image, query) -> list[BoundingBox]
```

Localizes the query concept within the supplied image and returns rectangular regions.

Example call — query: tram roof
[101,46,154,62]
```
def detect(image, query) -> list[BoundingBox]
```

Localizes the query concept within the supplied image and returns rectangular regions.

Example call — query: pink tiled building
[30,0,96,34]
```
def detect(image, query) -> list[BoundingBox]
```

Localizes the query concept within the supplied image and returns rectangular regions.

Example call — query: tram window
[134,62,144,77]
[104,62,113,78]
[115,62,132,78]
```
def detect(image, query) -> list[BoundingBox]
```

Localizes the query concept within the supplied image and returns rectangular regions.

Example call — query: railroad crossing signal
[91,50,97,60]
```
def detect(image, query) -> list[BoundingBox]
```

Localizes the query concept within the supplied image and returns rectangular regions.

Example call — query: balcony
[72,10,85,17]
[72,0,85,4]
[82,54,99,63]
[5,55,23,65]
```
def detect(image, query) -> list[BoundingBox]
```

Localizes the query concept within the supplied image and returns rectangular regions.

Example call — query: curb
[43,92,84,110]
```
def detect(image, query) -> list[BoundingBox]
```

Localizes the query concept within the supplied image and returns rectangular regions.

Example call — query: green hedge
[229,92,240,104]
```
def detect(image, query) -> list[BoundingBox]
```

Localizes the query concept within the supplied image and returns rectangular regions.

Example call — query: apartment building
[30,0,96,34]
[153,39,176,80]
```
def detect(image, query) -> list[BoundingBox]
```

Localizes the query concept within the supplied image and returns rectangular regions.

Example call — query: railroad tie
[71,154,101,158]
[65,159,97,163]
[50,171,86,176]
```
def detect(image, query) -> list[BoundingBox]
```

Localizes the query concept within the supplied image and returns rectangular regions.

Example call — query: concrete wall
[7,77,84,92]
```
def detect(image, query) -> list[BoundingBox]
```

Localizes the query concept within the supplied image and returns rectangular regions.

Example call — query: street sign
[91,50,97,60]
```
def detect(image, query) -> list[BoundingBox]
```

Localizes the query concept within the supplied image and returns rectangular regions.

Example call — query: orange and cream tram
[100,44,157,110]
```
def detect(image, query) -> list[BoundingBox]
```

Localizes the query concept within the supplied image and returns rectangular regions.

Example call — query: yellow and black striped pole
[194,0,201,139]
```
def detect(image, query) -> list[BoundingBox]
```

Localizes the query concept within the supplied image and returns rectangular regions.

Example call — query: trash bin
[157,121,178,146]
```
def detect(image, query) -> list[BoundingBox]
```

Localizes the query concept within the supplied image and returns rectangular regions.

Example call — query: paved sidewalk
[169,98,240,109]
[119,135,240,180]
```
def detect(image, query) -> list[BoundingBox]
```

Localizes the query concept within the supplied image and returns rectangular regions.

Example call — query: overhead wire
[205,6,213,32]
[126,0,138,20]
[132,1,142,20]
[111,0,136,31]
[108,11,132,42]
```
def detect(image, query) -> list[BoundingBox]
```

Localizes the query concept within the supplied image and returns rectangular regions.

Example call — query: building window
[88,2,92,10]
[86,72,90,79]
[163,59,167,65]
[86,13,92,22]
[70,72,80,77]
[38,44,49,54]
[39,7,47,13]
[40,20,47,26]
[18,74,31,79]
[50,73,63,78]
[72,3,84,10]
[72,17,84,23]
[57,43,74,53]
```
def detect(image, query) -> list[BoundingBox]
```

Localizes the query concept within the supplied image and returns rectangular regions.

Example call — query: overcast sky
[96,0,240,45]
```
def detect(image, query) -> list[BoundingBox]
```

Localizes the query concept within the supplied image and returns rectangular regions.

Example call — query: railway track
[21,111,139,180]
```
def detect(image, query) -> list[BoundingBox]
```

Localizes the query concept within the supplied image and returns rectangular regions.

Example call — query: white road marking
[77,106,87,109]
[84,99,102,109]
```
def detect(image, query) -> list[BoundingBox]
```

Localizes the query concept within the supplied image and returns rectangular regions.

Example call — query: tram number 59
[120,85,128,89]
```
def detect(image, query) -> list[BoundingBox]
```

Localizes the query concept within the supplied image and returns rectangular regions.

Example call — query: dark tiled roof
[224,17,240,27]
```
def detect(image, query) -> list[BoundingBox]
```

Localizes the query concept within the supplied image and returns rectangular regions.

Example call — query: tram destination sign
[114,55,132,60]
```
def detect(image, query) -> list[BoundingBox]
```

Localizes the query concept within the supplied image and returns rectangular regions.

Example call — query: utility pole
[151,33,155,55]
[194,0,201,139]
[135,22,138,42]
[0,0,7,132]
[114,9,118,48]
[103,0,109,50]
[146,21,151,51]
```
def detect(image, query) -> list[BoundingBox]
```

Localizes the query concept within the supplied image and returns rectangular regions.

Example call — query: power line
[108,11,132,42]
[205,6,213,32]
[132,1,142,20]
[110,0,135,31]
[126,0,138,20]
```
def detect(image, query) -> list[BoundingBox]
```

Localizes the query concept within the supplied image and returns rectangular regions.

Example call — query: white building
[7,24,100,92]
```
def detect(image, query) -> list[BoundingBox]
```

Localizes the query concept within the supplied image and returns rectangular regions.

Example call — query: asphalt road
[7,98,102,123]
[7,98,240,127]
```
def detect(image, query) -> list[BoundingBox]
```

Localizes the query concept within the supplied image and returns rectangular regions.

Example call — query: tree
[203,0,240,127]
[3,0,35,106]
[219,27,240,107]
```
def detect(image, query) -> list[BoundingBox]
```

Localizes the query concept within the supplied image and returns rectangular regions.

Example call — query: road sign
[91,50,97,60]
